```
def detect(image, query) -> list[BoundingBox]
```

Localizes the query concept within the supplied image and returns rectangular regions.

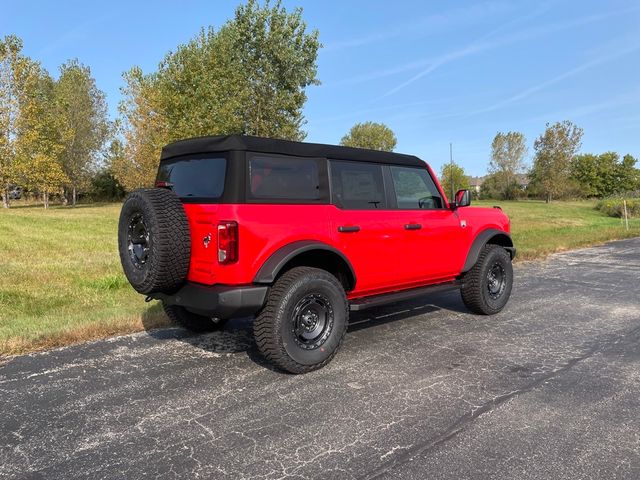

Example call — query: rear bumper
[150,283,268,319]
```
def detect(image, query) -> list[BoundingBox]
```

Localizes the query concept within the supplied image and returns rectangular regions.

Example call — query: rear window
[249,155,321,200]
[156,156,226,200]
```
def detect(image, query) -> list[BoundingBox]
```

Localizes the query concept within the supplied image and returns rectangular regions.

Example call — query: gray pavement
[1,238,639,479]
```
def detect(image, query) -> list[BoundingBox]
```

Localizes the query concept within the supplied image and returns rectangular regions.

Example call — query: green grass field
[1,200,638,356]
[475,200,640,260]
[0,204,170,356]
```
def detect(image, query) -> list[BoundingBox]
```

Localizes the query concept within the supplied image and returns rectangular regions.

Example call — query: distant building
[467,173,529,194]
[468,176,485,194]
[515,173,530,189]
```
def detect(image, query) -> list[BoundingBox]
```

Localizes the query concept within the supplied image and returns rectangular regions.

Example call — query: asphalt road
[1,238,640,480]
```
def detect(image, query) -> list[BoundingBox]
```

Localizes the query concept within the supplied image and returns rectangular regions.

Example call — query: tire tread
[118,188,191,294]
[253,267,348,374]
[461,244,511,315]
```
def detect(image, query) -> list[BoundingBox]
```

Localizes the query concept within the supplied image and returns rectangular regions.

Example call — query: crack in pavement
[361,324,640,479]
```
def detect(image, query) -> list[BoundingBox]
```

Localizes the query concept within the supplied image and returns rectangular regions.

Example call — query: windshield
[156,156,226,200]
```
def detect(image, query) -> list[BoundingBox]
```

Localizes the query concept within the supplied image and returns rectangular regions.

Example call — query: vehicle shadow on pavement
[348,290,469,332]
[141,291,472,372]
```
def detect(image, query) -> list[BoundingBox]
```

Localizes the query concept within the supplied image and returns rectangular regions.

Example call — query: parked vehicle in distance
[8,186,22,200]
[118,135,515,373]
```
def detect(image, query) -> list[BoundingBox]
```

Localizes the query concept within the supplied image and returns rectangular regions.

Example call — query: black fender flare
[253,240,357,288]
[462,229,516,272]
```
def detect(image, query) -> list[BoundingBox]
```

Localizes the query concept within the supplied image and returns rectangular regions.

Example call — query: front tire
[461,244,513,315]
[254,267,349,374]
[163,303,228,332]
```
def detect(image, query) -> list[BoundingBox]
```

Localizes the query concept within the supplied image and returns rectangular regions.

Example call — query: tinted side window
[330,161,387,209]
[156,156,226,200]
[390,166,444,209]
[249,155,320,200]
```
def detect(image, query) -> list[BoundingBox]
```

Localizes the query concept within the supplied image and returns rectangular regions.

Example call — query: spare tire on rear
[118,188,191,294]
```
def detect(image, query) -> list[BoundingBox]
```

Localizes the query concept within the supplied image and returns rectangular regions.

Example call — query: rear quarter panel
[184,204,333,285]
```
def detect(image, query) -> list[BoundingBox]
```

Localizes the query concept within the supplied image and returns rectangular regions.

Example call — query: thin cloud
[36,12,118,58]
[463,43,640,118]
[312,96,457,125]
[379,5,640,98]
[382,43,488,97]
[322,1,515,52]
[521,89,640,125]
[370,53,640,125]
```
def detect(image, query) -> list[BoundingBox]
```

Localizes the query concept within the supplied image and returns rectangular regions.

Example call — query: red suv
[119,135,515,373]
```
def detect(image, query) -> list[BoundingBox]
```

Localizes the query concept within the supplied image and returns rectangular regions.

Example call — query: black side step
[349,281,461,311]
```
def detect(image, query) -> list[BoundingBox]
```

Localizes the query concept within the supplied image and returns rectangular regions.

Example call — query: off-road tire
[254,267,349,374]
[118,188,190,295]
[461,244,513,315]
[163,303,228,332]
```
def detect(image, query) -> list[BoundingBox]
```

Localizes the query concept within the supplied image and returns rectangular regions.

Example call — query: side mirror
[453,189,471,208]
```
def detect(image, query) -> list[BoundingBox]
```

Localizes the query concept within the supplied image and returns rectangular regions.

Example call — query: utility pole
[449,142,455,201]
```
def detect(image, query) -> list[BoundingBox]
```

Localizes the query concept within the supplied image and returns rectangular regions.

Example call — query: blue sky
[2,0,639,175]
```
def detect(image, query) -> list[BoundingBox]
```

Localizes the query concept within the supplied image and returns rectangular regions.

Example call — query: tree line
[1,0,322,207]
[2,0,638,208]
[1,36,109,208]
[478,121,639,202]
[342,120,639,202]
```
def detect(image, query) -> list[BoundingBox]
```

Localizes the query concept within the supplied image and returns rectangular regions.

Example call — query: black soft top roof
[160,135,425,167]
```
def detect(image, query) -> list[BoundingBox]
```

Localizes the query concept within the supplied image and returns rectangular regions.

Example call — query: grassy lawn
[1,200,639,356]
[0,204,170,356]
[474,200,640,260]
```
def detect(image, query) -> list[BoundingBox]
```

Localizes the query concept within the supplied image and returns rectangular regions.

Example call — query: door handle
[404,223,422,230]
[338,225,360,233]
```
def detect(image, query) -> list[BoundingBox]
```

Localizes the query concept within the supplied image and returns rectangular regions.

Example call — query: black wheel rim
[486,262,506,299]
[127,213,150,269]
[292,293,334,350]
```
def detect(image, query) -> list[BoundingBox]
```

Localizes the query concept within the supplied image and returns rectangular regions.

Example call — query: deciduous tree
[489,131,527,200]
[618,154,640,193]
[13,57,68,208]
[571,152,640,197]
[55,59,109,206]
[440,163,470,200]
[0,35,26,208]
[114,68,169,190]
[530,121,583,203]
[116,0,320,189]
[339,122,397,151]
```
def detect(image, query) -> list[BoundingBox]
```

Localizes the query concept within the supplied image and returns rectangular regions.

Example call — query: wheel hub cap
[292,293,334,350]
[127,213,150,269]
[486,263,506,299]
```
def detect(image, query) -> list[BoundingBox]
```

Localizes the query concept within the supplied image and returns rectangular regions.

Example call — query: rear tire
[163,303,228,332]
[461,244,513,315]
[254,267,348,374]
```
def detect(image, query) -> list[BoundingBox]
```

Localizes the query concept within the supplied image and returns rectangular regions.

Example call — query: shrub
[595,197,640,218]
[90,170,126,201]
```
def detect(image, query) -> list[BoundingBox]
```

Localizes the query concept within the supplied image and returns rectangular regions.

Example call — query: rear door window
[157,156,226,200]
[330,161,387,209]
[248,155,325,202]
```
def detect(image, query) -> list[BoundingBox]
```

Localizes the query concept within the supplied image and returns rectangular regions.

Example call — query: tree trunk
[43,191,49,209]
[546,192,551,203]
[62,188,68,206]
[72,186,77,207]
[2,186,8,209]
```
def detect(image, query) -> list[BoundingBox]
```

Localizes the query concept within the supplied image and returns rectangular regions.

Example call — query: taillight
[217,221,238,264]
